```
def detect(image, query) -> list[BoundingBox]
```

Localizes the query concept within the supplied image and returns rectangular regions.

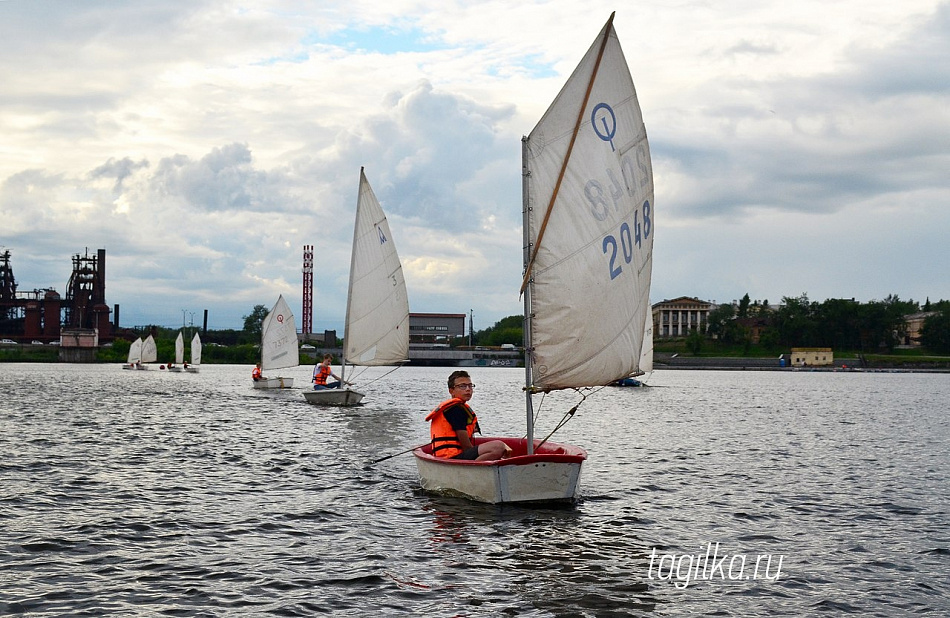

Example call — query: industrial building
[408,312,466,343]
[0,248,113,345]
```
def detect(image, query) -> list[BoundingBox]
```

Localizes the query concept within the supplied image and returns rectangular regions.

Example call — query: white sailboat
[414,12,654,503]
[139,334,158,369]
[186,332,201,373]
[253,295,298,389]
[640,309,654,376]
[122,337,143,369]
[613,305,653,386]
[168,332,184,372]
[304,167,410,407]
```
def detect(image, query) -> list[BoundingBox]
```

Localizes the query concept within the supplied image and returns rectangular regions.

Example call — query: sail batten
[342,168,410,367]
[523,14,654,392]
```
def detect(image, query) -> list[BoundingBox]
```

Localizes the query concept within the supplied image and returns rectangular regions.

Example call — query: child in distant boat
[252,363,263,381]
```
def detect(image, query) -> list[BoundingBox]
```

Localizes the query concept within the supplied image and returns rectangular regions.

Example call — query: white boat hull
[414,437,586,504]
[252,377,294,389]
[167,367,182,372]
[303,388,365,406]
[185,367,199,373]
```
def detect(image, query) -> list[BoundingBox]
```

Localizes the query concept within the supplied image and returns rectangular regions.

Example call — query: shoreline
[655,354,950,373]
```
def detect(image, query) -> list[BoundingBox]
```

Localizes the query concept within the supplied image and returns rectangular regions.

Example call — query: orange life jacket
[425,397,478,458]
[313,363,331,385]
[252,366,262,380]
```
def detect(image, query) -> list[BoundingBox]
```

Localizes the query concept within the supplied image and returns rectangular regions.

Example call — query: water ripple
[1,365,948,616]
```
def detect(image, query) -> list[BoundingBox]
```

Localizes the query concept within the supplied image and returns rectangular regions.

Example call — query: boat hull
[303,388,365,406]
[167,367,182,372]
[252,377,294,389]
[413,437,586,504]
[185,367,199,373]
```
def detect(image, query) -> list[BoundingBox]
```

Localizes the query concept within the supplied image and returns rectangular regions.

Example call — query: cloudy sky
[2,0,948,333]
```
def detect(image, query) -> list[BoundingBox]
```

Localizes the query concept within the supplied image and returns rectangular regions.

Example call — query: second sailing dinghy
[414,12,654,503]
[186,332,201,373]
[168,332,184,371]
[253,295,298,389]
[139,334,158,370]
[123,337,143,369]
[304,168,410,407]
[613,307,654,386]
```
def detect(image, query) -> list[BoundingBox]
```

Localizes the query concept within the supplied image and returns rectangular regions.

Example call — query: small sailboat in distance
[612,304,653,387]
[168,332,184,372]
[304,167,410,407]
[414,12,654,503]
[123,337,143,369]
[139,334,158,370]
[253,295,298,389]
[186,332,201,373]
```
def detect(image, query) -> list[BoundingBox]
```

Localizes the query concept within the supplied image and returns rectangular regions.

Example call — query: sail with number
[522,11,653,392]
[261,295,298,373]
[342,167,410,368]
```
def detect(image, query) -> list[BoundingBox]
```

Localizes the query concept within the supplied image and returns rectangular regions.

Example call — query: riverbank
[655,353,950,372]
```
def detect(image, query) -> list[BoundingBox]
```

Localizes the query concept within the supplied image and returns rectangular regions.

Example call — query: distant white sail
[127,337,143,364]
[141,335,158,364]
[174,332,184,364]
[523,14,654,391]
[261,295,298,372]
[639,307,654,375]
[342,168,410,366]
[191,332,202,366]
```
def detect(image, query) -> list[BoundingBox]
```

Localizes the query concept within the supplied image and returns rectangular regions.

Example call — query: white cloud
[1,0,948,332]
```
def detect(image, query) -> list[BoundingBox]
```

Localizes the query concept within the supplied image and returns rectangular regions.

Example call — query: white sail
[342,168,410,366]
[141,335,158,364]
[261,294,298,372]
[127,337,143,364]
[174,332,184,364]
[522,13,653,391]
[191,332,202,366]
[638,306,654,375]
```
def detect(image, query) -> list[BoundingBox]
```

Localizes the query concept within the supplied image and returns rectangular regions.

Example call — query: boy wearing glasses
[425,370,511,461]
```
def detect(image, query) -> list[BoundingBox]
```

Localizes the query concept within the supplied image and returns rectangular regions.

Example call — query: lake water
[1,363,947,616]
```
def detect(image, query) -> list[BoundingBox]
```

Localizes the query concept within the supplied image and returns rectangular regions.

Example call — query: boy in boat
[426,370,511,461]
[312,354,350,390]
[252,362,263,381]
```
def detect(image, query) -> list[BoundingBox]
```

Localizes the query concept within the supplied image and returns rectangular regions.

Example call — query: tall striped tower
[302,244,313,334]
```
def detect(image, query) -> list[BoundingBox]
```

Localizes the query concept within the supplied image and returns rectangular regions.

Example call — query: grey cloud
[148,143,291,213]
[326,80,518,228]
[655,2,950,221]
[89,157,150,195]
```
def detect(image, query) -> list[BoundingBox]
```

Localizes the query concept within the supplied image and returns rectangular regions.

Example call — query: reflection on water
[1,363,948,616]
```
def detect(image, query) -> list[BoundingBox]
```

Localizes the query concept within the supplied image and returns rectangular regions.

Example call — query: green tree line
[706,293,950,354]
[467,294,950,355]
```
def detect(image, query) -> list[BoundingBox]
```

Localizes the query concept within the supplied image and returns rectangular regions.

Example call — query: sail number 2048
[602,201,651,280]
